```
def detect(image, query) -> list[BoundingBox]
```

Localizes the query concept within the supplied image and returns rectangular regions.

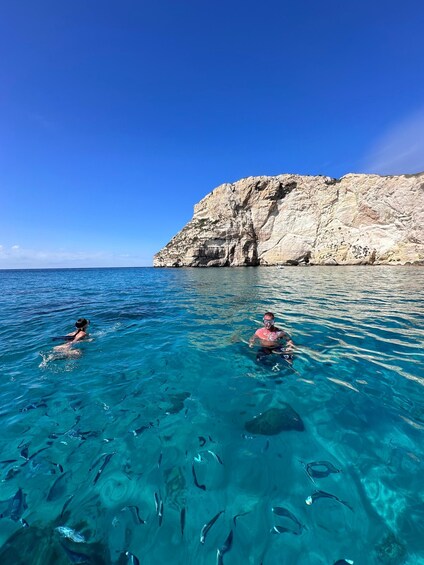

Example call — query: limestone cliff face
[154,173,424,267]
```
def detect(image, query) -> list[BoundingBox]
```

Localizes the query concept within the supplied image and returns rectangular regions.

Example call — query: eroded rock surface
[154,173,424,266]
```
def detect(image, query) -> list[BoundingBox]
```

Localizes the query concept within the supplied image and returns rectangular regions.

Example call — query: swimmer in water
[53,318,90,355]
[67,318,90,342]
[249,312,294,363]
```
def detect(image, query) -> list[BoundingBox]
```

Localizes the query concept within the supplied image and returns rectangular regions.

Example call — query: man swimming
[249,312,294,363]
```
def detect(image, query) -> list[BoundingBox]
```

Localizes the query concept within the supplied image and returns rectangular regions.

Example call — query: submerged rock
[375,532,407,564]
[165,466,186,509]
[0,524,109,564]
[166,391,191,414]
[244,404,304,435]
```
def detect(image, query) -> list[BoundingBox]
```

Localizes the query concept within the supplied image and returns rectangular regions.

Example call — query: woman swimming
[53,318,90,355]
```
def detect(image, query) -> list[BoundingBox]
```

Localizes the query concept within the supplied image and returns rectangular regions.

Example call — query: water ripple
[0,266,423,564]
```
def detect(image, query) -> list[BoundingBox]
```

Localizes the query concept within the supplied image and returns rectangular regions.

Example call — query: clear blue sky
[1,0,423,268]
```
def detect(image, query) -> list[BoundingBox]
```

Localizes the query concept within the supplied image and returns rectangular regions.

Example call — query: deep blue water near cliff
[0,266,423,565]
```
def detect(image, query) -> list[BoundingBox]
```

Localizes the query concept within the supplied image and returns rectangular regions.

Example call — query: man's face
[263,316,275,328]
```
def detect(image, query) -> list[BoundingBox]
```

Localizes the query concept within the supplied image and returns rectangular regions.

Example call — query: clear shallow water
[0,266,423,565]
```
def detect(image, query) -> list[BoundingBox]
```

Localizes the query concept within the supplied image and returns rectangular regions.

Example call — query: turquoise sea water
[0,266,423,565]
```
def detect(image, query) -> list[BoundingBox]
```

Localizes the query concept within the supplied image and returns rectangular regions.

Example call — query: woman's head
[75,318,89,330]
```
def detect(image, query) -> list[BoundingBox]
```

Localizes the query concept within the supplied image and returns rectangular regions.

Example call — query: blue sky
[1,0,423,268]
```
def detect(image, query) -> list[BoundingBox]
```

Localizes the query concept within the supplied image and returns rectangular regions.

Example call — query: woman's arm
[71,331,86,343]
[55,330,86,350]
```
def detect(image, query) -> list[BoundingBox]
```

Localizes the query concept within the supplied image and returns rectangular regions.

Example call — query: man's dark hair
[264,312,275,318]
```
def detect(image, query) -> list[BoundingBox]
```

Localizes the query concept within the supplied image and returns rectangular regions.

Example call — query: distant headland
[154,172,424,267]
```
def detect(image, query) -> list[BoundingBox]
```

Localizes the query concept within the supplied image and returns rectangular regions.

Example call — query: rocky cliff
[154,173,424,267]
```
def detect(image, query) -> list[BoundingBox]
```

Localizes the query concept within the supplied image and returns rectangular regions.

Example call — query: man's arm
[277,330,294,350]
[249,331,259,348]
[285,338,294,351]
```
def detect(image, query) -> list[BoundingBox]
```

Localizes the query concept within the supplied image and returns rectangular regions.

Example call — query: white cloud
[0,245,151,269]
[363,108,424,175]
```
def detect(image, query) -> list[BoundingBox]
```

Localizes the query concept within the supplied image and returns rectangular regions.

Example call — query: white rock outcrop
[154,173,424,267]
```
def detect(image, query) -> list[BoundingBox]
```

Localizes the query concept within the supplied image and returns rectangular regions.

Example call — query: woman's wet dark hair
[75,318,89,329]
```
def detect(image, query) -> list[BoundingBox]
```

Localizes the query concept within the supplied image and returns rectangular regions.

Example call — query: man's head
[263,312,275,328]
